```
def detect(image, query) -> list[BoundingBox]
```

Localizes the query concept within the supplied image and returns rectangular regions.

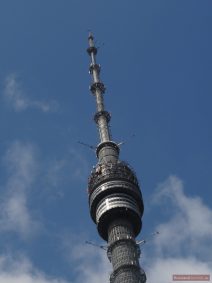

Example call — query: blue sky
[0,1,211,282]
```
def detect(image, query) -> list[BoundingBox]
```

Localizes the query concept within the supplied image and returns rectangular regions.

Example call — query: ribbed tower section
[87,33,146,283]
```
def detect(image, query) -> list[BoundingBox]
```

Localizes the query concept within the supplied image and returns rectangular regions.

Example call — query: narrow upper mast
[87,33,111,143]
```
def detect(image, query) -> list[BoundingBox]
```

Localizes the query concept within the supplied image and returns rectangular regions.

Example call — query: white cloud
[145,176,212,283]
[46,148,89,189]
[0,141,89,238]
[62,235,110,283]
[152,176,212,256]
[3,74,58,112]
[0,241,110,283]
[147,257,211,283]
[0,254,67,283]
[72,245,110,283]
[0,141,40,239]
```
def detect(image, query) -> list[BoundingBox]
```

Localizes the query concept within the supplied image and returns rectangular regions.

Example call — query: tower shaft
[87,33,146,283]
[108,219,145,283]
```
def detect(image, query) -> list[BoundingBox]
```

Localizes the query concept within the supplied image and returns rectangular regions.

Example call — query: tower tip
[88,31,94,40]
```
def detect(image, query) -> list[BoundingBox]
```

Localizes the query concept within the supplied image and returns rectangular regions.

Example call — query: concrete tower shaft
[87,33,146,283]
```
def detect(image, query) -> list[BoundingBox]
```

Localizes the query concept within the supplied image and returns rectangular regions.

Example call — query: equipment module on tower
[86,33,146,283]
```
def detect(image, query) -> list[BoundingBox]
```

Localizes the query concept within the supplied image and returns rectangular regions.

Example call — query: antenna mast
[87,32,111,143]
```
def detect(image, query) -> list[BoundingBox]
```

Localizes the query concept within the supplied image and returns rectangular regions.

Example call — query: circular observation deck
[88,161,144,240]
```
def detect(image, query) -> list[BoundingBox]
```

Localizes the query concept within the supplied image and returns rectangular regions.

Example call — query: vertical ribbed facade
[87,33,146,283]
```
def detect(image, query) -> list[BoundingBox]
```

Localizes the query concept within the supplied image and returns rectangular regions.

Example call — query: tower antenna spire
[87,33,146,283]
[87,32,111,143]
[87,33,120,165]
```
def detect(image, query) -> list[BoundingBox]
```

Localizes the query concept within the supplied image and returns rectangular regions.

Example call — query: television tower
[87,33,146,283]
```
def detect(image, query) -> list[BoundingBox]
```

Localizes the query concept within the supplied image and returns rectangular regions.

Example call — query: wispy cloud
[3,74,58,112]
[0,141,41,239]
[147,257,211,283]
[0,241,110,283]
[145,176,212,283]
[152,176,212,256]
[0,253,68,283]
[0,141,89,237]
[46,148,89,189]
[72,245,110,283]
[61,234,110,283]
